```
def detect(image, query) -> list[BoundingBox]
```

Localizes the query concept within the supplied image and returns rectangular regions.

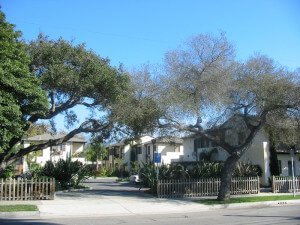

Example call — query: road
[0,205,299,225]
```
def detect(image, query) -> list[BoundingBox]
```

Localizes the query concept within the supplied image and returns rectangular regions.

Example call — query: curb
[206,199,300,210]
[0,211,40,219]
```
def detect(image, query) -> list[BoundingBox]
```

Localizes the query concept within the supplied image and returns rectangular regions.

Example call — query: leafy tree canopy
[0,10,161,169]
[139,32,300,201]
[0,10,48,157]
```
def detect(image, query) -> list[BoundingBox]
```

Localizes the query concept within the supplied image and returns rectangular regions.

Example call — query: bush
[140,161,157,193]
[39,158,90,189]
[0,164,16,179]
[130,161,141,175]
[189,162,223,179]
[233,162,262,177]
[96,167,115,177]
[139,162,189,193]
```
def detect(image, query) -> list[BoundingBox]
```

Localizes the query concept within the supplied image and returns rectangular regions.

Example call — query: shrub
[130,161,141,175]
[0,164,15,179]
[140,162,189,193]
[140,161,157,193]
[39,158,90,189]
[233,162,262,177]
[189,162,223,179]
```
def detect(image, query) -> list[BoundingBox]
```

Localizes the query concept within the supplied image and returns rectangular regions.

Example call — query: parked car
[129,174,141,184]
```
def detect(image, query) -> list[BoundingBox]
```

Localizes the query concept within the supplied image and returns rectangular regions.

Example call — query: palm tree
[84,137,107,171]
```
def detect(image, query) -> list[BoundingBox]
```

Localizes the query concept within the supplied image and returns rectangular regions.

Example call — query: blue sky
[1,0,300,135]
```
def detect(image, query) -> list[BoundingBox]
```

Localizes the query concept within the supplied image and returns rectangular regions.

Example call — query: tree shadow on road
[0,218,59,225]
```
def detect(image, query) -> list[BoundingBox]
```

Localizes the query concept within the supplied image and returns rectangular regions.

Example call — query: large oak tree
[0,10,48,169]
[0,11,161,171]
[154,33,300,201]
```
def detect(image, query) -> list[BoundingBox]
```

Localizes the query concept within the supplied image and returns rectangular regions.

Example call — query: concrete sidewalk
[40,190,300,218]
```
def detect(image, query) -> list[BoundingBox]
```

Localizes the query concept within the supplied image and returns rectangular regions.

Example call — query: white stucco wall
[22,140,85,172]
[278,154,300,176]
[182,138,197,162]
[240,129,271,186]
[182,129,271,186]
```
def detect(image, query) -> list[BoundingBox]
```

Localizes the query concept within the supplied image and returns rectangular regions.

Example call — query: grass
[0,205,38,212]
[194,195,300,205]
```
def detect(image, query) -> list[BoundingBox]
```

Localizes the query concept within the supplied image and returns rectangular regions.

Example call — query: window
[195,138,209,148]
[288,160,296,176]
[147,146,150,155]
[175,144,180,152]
[137,147,142,154]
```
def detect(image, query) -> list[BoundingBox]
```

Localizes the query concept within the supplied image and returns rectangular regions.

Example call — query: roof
[23,133,86,143]
[144,136,183,145]
[110,141,126,147]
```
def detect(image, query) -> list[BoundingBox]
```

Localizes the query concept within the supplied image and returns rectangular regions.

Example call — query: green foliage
[139,161,157,193]
[84,137,107,171]
[98,167,109,177]
[27,123,50,136]
[189,162,223,179]
[140,161,189,193]
[233,162,262,177]
[0,205,38,212]
[28,34,129,106]
[0,164,15,179]
[199,148,219,162]
[41,160,55,178]
[111,66,163,136]
[0,12,133,168]
[39,158,90,189]
[0,10,48,154]
[130,161,140,175]
[195,195,300,205]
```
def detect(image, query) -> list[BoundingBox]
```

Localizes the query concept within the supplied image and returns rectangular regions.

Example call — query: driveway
[55,178,152,199]
[38,178,203,218]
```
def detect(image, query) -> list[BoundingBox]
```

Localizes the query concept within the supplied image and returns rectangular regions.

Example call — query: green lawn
[0,205,38,212]
[194,195,300,205]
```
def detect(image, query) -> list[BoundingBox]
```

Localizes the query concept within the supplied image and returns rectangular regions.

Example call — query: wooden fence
[272,176,300,193]
[0,178,55,201]
[157,177,260,198]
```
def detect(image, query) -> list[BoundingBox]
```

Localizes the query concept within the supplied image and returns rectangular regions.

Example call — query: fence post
[272,176,276,193]
[13,179,16,201]
[50,178,55,200]
[257,176,260,194]
[157,180,160,198]
[0,178,3,201]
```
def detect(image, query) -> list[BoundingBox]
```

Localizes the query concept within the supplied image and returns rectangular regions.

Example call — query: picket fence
[272,176,300,193]
[157,177,260,198]
[0,178,55,201]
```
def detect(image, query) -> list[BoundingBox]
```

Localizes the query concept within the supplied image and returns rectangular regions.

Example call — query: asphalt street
[0,205,299,225]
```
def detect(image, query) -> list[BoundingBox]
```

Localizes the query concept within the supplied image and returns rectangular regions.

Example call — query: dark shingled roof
[23,133,86,143]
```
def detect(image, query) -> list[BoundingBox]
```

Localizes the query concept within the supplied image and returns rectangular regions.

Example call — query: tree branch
[3,120,111,166]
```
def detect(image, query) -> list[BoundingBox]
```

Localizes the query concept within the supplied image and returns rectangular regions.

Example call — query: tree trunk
[217,154,240,201]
